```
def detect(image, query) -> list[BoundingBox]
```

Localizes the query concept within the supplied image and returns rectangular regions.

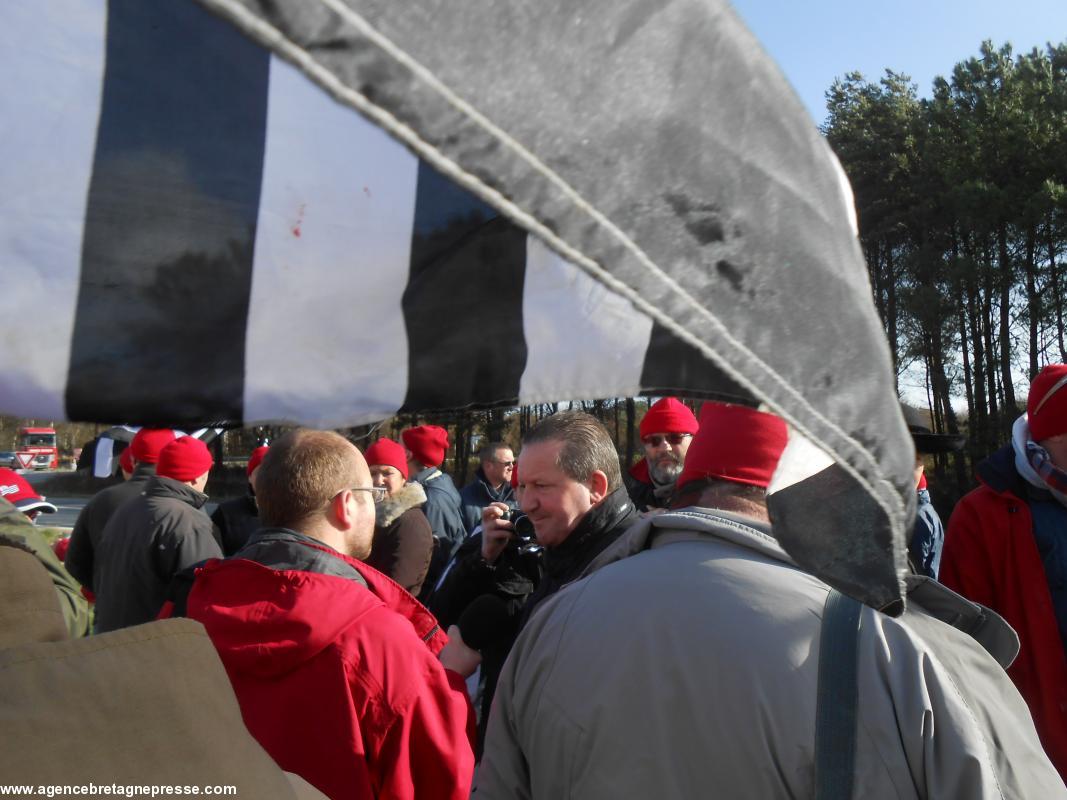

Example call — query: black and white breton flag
[0,0,746,428]
[0,0,915,609]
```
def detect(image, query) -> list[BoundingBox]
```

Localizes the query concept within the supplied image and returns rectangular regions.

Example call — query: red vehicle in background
[15,426,58,471]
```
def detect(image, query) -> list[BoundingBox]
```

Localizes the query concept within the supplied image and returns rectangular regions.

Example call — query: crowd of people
[2,371,1067,797]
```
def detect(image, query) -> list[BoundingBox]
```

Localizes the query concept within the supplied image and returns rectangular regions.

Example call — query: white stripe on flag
[767,428,836,495]
[0,2,107,419]
[519,237,652,405]
[244,56,419,427]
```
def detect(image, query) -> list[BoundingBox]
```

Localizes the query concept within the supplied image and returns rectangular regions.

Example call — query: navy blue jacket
[458,467,518,533]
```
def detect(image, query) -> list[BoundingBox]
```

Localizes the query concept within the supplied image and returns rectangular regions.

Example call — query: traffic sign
[15,452,35,469]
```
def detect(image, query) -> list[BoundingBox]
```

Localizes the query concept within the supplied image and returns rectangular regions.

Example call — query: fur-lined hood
[376,481,427,528]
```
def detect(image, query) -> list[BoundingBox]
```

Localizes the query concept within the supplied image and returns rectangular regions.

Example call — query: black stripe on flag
[65,0,269,425]
[768,462,903,614]
[401,162,529,412]
[639,322,752,403]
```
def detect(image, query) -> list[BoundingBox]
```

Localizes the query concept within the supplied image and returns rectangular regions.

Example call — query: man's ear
[588,470,610,504]
[331,490,353,529]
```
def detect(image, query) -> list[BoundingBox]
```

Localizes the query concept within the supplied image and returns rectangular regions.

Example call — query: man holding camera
[431,411,636,754]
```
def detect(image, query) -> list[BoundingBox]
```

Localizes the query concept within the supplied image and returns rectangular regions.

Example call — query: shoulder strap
[814,588,862,800]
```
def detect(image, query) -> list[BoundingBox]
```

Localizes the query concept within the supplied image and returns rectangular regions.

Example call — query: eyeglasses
[642,433,692,448]
[339,485,388,504]
[495,460,515,468]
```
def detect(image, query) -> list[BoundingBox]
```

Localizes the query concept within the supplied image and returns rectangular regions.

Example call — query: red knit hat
[1029,364,1067,442]
[119,447,135,474]
[676,402,788,490]
[0,468,57,514]
[364,438,409,479]
[639,397,700,439]
[402,425,449,468]
[156,437,214,482]
[130,428,176,464]
[246,446,270,477]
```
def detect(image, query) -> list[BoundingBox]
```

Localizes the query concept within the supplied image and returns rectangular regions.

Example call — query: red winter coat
[941,445,1067,781]
[186,532,475,800]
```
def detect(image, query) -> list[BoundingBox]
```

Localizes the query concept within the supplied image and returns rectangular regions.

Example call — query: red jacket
[940,445,1067,780]
[186,532,475,800]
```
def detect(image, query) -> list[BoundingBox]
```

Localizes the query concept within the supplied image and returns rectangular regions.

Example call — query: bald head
[257,429,369,531]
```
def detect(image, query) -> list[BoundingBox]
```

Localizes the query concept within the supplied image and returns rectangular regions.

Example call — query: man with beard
[186,430,475,799]
[625,397,698,511]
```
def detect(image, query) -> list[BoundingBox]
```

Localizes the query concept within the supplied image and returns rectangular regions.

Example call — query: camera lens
[513,514,535,540]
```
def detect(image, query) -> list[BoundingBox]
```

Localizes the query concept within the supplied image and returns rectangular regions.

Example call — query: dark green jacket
[0,498,91,638]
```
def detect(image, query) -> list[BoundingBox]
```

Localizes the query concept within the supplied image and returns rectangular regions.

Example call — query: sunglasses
[495,460,515,468]
[642,433,692,448]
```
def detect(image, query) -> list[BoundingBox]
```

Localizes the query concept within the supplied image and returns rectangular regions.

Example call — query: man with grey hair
[458,441,517,533]
[431,411,636,755]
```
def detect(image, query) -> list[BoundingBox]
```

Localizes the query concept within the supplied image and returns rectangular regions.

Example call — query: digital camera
[499,508,541,554]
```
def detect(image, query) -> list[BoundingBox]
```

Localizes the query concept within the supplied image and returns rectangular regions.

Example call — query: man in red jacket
[941,363,1067,781]
[186,429,475,800]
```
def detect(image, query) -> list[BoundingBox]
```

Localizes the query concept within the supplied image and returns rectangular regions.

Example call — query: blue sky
[730,0,1067,127]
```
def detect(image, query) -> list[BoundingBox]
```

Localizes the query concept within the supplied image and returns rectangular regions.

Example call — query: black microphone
[456,594,512,651]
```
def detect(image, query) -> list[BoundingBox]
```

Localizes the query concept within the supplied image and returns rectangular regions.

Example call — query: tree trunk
[486,408,506,441]
[967,257,988,457]
[1024,223,1039,379]
[885,243,899,379]
[997,220,1017,417]
[625,397,636,468]
[981,248,1000,444]
[955,232,975,422]
[1050,213,1066,363]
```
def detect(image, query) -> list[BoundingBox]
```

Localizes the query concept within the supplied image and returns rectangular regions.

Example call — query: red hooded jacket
[186,533,475,800]
[941,445,1067,781]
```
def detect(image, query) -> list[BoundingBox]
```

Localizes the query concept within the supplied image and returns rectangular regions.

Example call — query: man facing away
[458,441,517,534]
[402,424,467,598]
[185,429,475,800]
[65,427,176,593]
[479,401,1064,799]
[624,397,698,512]
[210,444,269,556]
[941,363,1067,780]
[93,436,220,633]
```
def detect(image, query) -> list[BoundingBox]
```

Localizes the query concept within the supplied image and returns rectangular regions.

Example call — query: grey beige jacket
[478,508,1065,799]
